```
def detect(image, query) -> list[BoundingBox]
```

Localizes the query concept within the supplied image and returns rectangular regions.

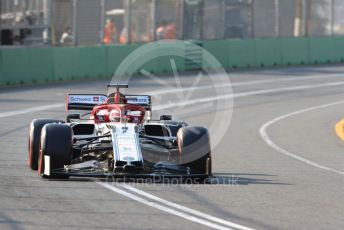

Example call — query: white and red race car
[28,84,212,182]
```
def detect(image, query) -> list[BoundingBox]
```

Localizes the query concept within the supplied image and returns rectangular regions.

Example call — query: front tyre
[28,119,64,170]
[38,124,72,179]
[177,126,212,179]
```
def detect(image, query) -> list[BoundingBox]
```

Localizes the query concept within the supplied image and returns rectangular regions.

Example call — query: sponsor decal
[70,96,92,103]
[126,96,149,105]
[68,95,106,104]
[113,124,141,162]
[117,136,138,161]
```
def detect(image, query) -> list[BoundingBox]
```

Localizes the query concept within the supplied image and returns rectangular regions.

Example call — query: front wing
[45,159,211,181]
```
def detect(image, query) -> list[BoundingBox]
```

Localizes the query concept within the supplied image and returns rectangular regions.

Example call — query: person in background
[60,26,73,44]
[164,22,176,39]
[156,21,167,40]
[119,27,128,44]
[103,19,117,44]
[119,23,137,44]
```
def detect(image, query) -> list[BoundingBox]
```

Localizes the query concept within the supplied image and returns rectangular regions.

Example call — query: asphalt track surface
[0,65,343,230]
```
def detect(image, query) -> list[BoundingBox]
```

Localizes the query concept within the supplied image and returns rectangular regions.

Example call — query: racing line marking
[334,118,344,141]
[259,100,344,176]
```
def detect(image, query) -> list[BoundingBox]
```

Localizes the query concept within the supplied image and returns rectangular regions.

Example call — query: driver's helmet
[109,109,121,122]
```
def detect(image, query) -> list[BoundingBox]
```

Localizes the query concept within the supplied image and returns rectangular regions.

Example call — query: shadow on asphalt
[44,173,291,186]
[212,173,290,185]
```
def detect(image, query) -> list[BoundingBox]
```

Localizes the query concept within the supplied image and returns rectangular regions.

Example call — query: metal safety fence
[1,0,344,47]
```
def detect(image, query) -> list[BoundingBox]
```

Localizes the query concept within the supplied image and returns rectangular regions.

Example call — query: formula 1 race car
[28,84,212,182]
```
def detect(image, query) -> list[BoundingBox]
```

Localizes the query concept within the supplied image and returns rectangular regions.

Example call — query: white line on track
[0,103,64,119]
[155,80,344,110]
[95,181,238,230]
[150,73,344,96]
[117,183,255,230]
[259,100,344,175]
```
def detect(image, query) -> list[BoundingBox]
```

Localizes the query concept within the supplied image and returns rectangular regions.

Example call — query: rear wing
[66,94,107,111]
[125,95,152,111]
[66,94,152,112]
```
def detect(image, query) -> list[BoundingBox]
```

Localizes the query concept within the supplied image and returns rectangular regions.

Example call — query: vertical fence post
[274,0,279,37]
[43,0,51,45]
[72,0,77,45]
[305,0,312,36]
[294,0,302,37]
[199,0,204,40]
[100,0,105,45]
[152,0,156,41]
[49,0,53,45]
[331,0,334,35]
[301,0,306,36]
[180,0,185,40]
[251,0,255,38]
[127,0,132,44]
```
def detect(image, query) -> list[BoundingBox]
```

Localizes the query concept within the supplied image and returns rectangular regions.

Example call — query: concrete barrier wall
[1,37,344,86]
[203,36,344,69]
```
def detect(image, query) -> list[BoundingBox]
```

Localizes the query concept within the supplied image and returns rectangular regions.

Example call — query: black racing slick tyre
[38,124,72,179]
[28,119,64,170]
[177,126,212,177]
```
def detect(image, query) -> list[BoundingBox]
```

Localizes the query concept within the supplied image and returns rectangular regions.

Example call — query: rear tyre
[38,124,72,179]
[177,126,212,182]
[28,119,64,170]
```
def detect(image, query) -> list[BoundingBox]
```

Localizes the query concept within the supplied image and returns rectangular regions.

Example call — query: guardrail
[1,37,344,86]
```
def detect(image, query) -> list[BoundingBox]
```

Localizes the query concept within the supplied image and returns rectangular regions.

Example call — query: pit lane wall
[1,37,344,86]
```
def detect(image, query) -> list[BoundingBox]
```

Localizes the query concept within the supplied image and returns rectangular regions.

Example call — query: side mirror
[66,113,80,122]
[160,115,172,121]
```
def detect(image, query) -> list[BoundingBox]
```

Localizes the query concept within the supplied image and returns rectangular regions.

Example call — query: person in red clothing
[103,19,117,44]
[164,22,176,39]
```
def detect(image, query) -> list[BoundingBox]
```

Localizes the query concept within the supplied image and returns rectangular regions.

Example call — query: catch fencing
[1,0,344,46]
